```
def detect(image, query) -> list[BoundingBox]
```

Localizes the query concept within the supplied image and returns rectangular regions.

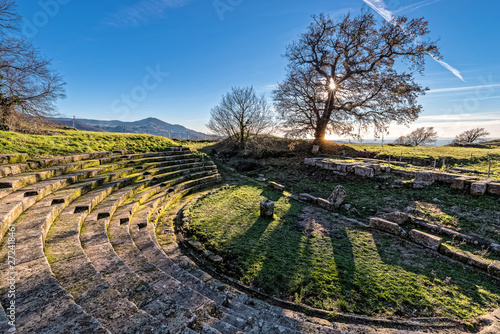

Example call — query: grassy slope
[0,130,178,157]
[189,183,500,320]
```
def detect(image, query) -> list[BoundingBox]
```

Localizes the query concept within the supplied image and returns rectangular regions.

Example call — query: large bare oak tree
[0,0,65,131]
[273,11,439,142]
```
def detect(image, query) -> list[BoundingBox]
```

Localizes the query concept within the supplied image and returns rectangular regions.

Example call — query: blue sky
[16,0,500,140]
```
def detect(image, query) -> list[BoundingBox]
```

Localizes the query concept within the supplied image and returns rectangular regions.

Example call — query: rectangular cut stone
[439,244,491,270]
[369,217,405,236]
[413,171,435,189]
[432,172,459,184]
[317,198,332,210]
[354,166,374,178]
[470,182,488,196]
[488,261,500,278]
[487,183,500,196]
[268,181,285,192]
[409,229,442,250]
[299,193,317,204]
[451,177,470,190]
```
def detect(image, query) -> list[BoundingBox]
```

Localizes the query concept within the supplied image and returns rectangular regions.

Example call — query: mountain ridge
[50,117,215,140]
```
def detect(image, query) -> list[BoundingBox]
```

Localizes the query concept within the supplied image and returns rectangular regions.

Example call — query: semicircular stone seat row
[0,148,343,334]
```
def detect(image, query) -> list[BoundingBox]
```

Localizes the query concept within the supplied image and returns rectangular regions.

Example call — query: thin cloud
[363,0,465,82]
[104,0,190,27]
[393,0,443,15]
[427,84,500,94]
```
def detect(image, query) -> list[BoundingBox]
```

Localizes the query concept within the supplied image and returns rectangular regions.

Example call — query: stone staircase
[0,148,353,334]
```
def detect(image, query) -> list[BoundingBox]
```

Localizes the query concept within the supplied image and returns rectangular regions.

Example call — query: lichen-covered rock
[327,185,346,208]
[413,172,435,189]
[487,183,500,196]
[369,217,406,237]
[471,182,488,196]
[439,244,491,270]
[299,193,317,204]
[354,166,374,178]
[268,181,285,192]
[317,198,333,211]
[311,145,320,154]
[380,211,410,225]
[409,229,442,250]
[487,261,500,278]
[260,200,275,218]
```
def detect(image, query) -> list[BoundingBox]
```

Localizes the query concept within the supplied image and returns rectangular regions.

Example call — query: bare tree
[394,127,438,146]
[0,0,66,131]
[273,11,439,142]
[207,86,273,147]
[453,128,490,143]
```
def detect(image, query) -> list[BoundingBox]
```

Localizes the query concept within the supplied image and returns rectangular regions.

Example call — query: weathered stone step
[0,152,212,333]
[80,185,197,333]
[45,177,169,333]
[0,152,194,241]
[0,153,28,166]
[107,185,220,319]
[0,257,109,334]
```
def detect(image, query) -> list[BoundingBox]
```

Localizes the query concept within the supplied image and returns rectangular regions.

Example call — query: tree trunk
[0,106,12,131]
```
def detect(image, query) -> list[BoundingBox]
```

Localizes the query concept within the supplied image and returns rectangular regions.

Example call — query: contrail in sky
[363,0,465,82]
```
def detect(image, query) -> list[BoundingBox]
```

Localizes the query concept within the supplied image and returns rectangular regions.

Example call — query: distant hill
[484,139,500,146]
[50,117,215,140]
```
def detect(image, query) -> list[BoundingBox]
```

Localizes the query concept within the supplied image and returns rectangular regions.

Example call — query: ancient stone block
[380,211,410,225]
[487,183,500,196]
[439,244,491,270]
[409,229,442,250]
[327,185,346,209]
[451,177,472,190]
[432,172,459,184]
[260,200,275,218]
[470,182,488,196]
[369,218,406,237]
[413,172,434,189]
[317,198,333,211]
[268,181,285,192]
[354,166,374,178]
[299,193,318,204]
[488,261,500,278]
[311,145,320,154]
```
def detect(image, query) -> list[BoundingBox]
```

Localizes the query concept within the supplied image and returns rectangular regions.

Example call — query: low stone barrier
[369,217,406,237]
[439,244,491,271]
[409,229,442,251]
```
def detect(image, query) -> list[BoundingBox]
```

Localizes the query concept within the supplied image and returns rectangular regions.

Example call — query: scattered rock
[409,229,442,251]
[370,217,407,237]
[342,203,352,211]
[188,240,205,252]
[268,181,285,192]
[413,172,435,189]
[471,182,489,196]
[380,211,410,225]
[311,145,320,154]
[299,193,317,204]
[260,200,275,218]
[354,166,375,178]
[433,198,441,203]
[327,185,347,208]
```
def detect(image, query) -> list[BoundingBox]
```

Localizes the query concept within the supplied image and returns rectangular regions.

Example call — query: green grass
[0,130,178,157]
[188,183,500,320]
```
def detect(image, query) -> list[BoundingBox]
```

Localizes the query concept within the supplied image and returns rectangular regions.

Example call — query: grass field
[0,130,179,157]
[188,183,500,320]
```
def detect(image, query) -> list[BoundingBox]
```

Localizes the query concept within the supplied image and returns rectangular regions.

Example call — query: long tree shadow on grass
[370,230,500,318]
[224,186,305,297]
